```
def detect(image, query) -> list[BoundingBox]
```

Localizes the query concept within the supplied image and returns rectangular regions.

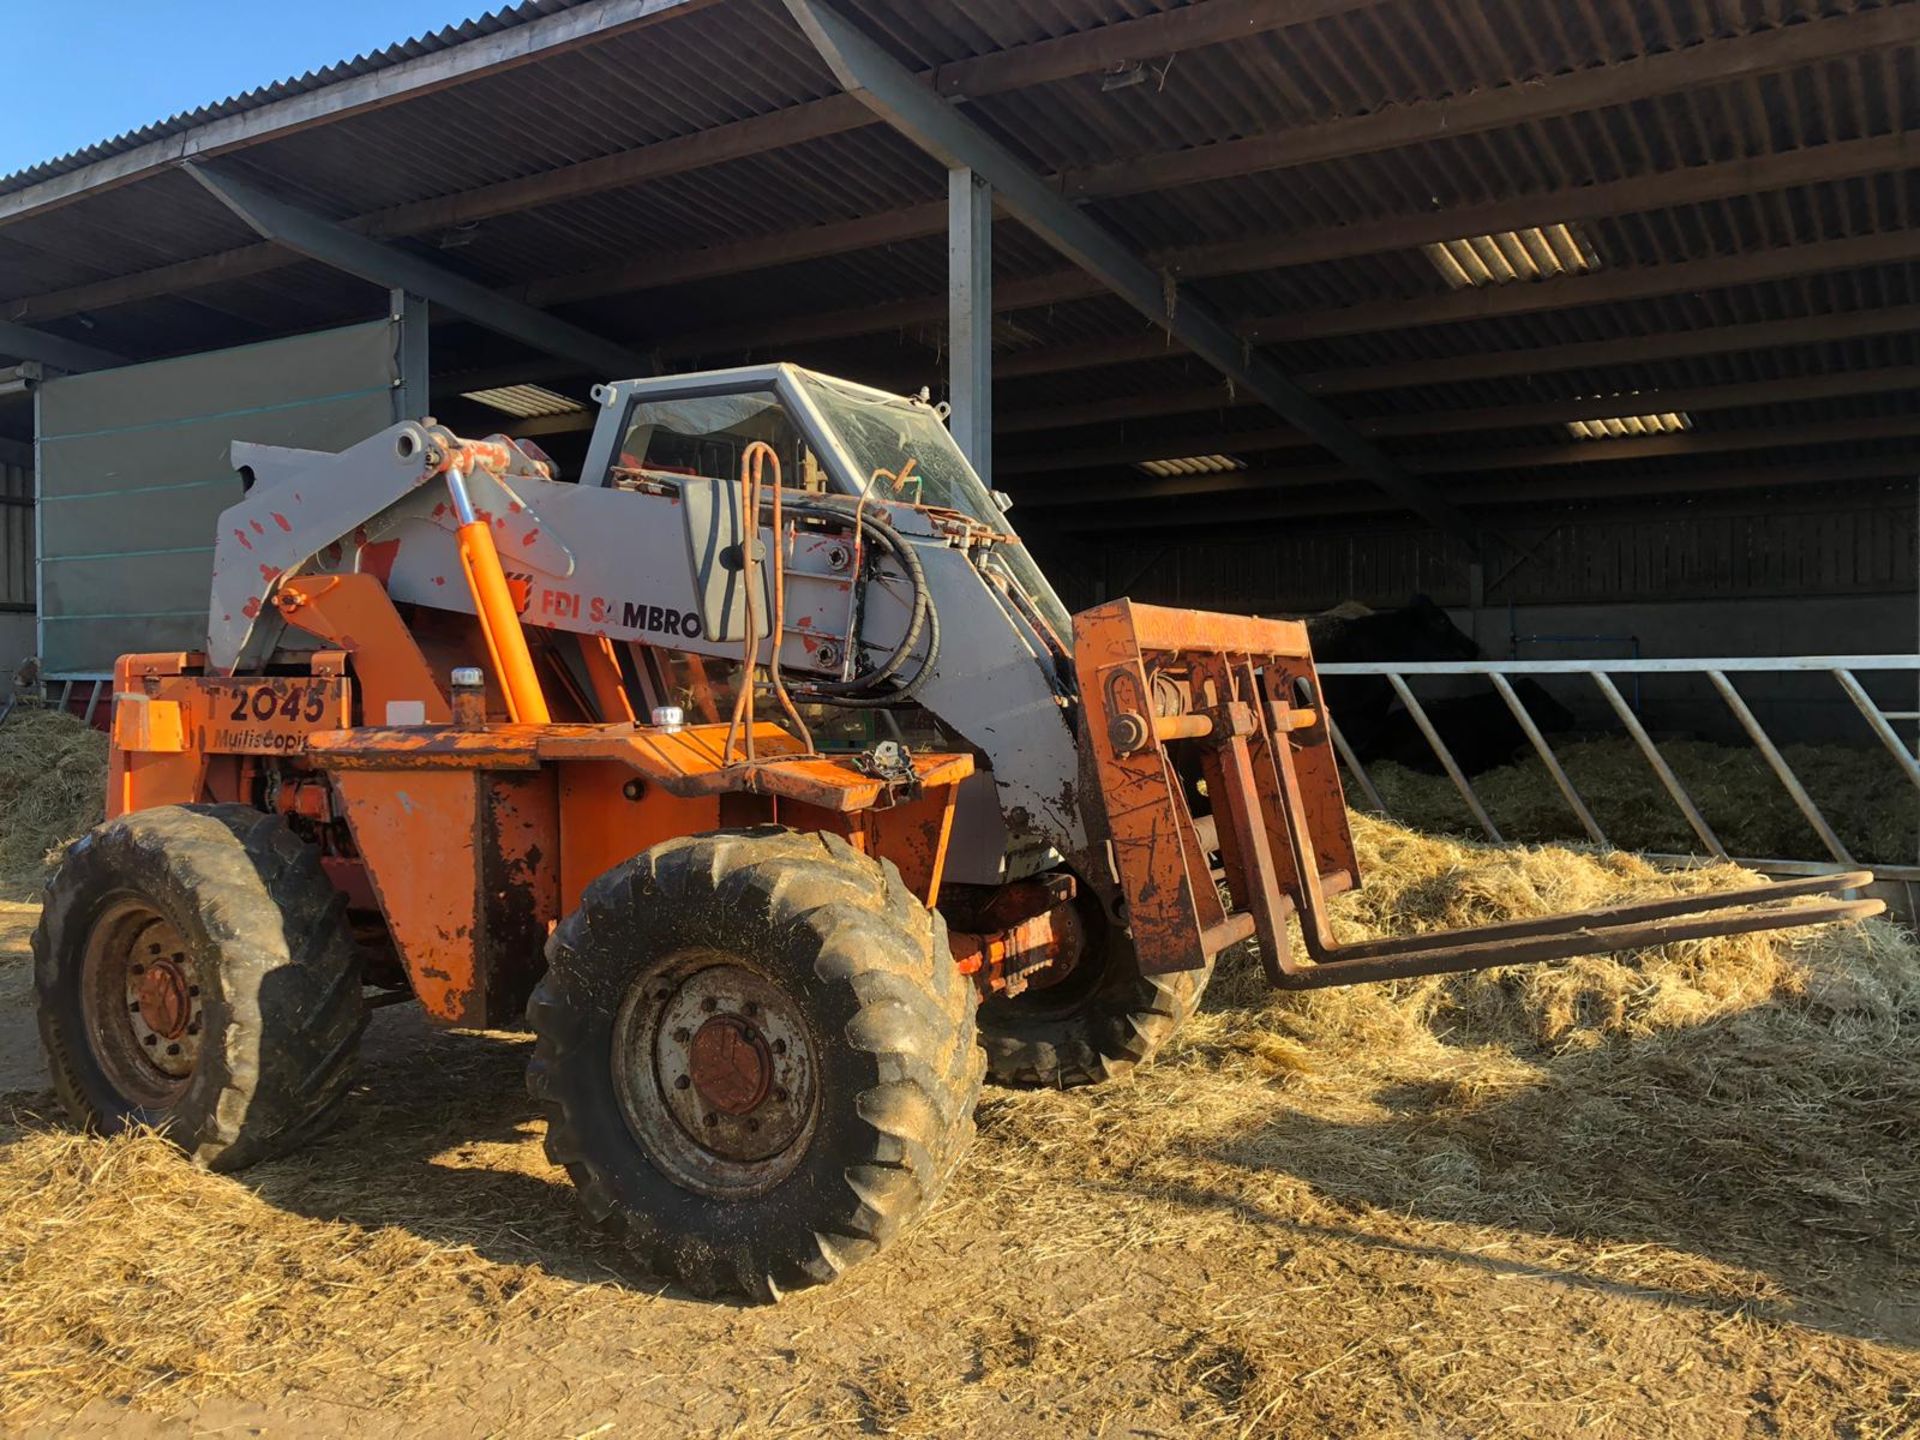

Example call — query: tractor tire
[977,927,1214,1090]
[528,826,982,1300]
[34,804,366,1171]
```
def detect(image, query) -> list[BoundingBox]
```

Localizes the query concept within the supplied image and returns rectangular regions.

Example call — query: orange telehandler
[33,365,1880,1298]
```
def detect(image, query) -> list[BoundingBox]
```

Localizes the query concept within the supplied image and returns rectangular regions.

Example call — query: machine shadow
[241,1007,685,1297]
[1134,1002,1919,1349]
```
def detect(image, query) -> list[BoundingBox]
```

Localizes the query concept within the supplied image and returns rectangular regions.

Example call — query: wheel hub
[686,1016,773,1116]
[134,957,193,1040]
[613,953,819,1196]
[83,900,204,1100]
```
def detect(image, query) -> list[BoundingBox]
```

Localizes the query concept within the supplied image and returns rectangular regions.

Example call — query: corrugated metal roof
[0,0,600,196]
[3,0,1919,528]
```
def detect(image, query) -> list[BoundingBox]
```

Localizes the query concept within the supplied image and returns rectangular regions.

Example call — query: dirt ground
[3,875,1917,1438]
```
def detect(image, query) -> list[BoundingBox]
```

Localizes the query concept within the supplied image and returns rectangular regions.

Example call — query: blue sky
[0,2,494,177]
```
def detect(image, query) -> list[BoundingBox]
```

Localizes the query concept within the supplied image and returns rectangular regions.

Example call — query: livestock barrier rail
[1314,654,1920,885]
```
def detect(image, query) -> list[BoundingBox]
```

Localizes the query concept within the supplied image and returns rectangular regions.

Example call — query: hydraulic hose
[778,497,941,707]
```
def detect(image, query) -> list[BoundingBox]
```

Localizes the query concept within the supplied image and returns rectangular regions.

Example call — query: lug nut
[673,1027,691,1043]
[143,1034,157,1047]
[131,963,145,976]
[700,997,717,1013]
[703,1113,718,1127]
[129,1001,141,1012]
[772,1038,787,1056]
[747,1118,760,1133]
[675,1075,691,1090]
[743,1000,758,1016]
[773,1086,788,1102]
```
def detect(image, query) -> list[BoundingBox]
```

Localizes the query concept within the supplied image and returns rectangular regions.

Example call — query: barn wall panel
[34,321,400,675]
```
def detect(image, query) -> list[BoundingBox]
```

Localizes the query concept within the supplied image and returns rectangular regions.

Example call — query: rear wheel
[977,909,1213,1089]
[33,804,365,1170]
[528,827,982,1300]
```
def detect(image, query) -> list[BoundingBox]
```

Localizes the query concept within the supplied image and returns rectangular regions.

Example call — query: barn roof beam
[1001,362,1920,439]
[1415,415,1920,474]
[0,321,126,373]
[1012,415,1920,503]
[14,2,1907,332]
[1065,4,1920,199]
[20,118,1914,338]
[1157,131,1920,280]
[661,221,1920,365]
[365,0,1379,238]
[777,0,1478,546]
[996,335,1179,380]
[1033,455,1920,531]
[1296,304,1920,396]
[993,300,1920,392]
[1247,230,1920,343]
[0,0,715,228]
[525,127,1920,314]
[182,164,650,381]
[0,0,1380,322]
[1003,428,1315,477]
[1370,366,1920,438]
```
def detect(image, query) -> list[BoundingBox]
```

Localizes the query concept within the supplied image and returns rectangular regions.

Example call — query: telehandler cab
[34,364,1880,1298]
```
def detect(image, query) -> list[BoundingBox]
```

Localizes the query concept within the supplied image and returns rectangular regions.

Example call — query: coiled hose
[780,496,941,708]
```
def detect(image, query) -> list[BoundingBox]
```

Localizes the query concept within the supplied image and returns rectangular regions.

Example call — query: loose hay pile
[0,706,106,898]
[0,810,1915,1429]
[1367,735,1917,864]
[974,815,1920,1260]
[0,1115,593,1417]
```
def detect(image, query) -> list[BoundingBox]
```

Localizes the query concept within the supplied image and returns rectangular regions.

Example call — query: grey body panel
[679,474,772,645]
[203,365,1086,885]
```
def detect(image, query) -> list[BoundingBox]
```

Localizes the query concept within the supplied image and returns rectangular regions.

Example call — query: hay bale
[0,708,107,898]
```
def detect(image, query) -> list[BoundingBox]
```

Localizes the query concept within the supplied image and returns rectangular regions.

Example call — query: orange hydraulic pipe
[582,634,636,724]
[447,463,551,725]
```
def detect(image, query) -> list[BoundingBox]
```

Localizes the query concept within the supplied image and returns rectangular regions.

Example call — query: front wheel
[33,805,365,1169]
[527,827,982,1300]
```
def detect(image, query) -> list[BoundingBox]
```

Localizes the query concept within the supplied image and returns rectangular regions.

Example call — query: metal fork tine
[1275,895,1883,990]
[1308,868,1873,963]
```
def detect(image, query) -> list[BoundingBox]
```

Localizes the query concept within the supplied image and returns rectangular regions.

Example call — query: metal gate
[1319,654,1920,883]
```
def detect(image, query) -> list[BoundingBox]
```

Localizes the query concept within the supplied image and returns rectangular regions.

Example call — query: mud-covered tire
[978,930,1213,1089]
[528,826,983,1300]
[33,804,365,1170]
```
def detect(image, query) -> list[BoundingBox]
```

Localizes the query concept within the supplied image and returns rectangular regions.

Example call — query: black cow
[1367,678,1577,776]
[1301,595,1479,754]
